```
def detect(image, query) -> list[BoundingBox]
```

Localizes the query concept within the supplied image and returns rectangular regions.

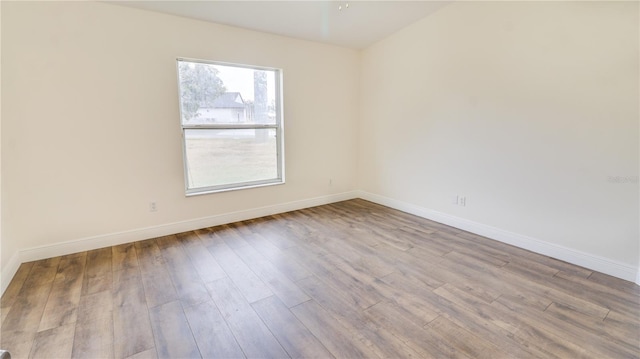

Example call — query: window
[176,58,284,195]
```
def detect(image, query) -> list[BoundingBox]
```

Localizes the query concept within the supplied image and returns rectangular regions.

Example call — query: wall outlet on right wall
[452,195,466,207]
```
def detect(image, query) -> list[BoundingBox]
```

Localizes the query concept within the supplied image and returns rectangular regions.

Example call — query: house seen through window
[177,58,284,195]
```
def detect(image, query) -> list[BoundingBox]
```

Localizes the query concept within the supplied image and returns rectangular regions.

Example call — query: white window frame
[176,58,285,196]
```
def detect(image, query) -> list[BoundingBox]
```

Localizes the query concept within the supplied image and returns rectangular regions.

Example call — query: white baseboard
[2,189,637,295]
[1,251,21,296]
[1,191,358,295]
[357,191,639,283]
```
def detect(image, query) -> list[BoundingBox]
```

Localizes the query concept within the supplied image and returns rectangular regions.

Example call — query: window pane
[184,129,278,189]
[177,59,284,195]
[177,61,277,125]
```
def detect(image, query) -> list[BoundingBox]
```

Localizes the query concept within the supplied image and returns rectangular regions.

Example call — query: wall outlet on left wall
[149,202,158,212]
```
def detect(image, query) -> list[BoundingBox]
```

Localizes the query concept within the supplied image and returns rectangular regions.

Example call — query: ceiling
[111,1,449,49]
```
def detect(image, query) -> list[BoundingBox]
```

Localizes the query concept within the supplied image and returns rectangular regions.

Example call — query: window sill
[185,180,285,197]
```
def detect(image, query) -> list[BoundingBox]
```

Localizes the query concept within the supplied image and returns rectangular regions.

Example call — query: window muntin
[177,59,284,195]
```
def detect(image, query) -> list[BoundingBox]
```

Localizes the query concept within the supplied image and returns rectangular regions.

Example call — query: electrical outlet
[452,195,467,207]
[149,202,158,212]
[329,178,333,186]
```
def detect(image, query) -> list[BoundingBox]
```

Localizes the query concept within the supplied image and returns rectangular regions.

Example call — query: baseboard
[1,191,358,295]
[0,251,21,296]
[3,189,637,295]
[357,191,639,283]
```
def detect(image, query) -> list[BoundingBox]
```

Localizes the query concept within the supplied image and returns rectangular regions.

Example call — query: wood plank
[354,221,415,251]
[552,270,640,318]
[127,348,158,359]
[545,302,640,350]
[134,239,178,308]
[112,243,138,271]
[203,231,273,304]
[155,235,210,307]
[426,231,509,267]
[257,214,304,249]
[285,245,382,310]
[227,221,255,237]
[21,257,61,290]
[1,286,52,350]
[330,217,383,248]
[243,232,312,282]
[29,323,75,359]
[501,255,560,281]
[373,242,446,290]
[426,315,509,359]
[285,210,331,237]
[112,269,154,358]
[493,293,637,358]
[294,275,372,330]
[286,232,332,257]
[148,301,200,359]
[1,306,10,324]
[125,348,157,359]
[455,230,593,278]
[345,199,462,234]
[308,231,396,279]
[82,247,113,296]
[588,271,640,296]
[364,301,470,358]
[298,209,388,258]
[296,275,422,358]
[440,249,610,319]
[405,233,455,259]
[74,289,115,357]
[290,299,380,358]
[369,278,440,327]
[319,253,386,307]
[604,310,640,346]
[331,200,456,239]
[1,262,34,310]
[1,335,35,359]
[77,290,113,323]
[252,295,332,358]
[398,225,451,252]
[233,243,310,308]
[39,252,87,331]
[380,272,543,358]
[72,314,114,358]
[215,224,253,250]
[433,283,578,358]
[183,300,245,359]
[1,263,36,326]
[206,278,288,358]
[175,231,227,283]
[389,246,502,304]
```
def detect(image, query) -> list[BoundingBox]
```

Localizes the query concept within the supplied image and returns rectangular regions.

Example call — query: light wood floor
[1,199,638,358]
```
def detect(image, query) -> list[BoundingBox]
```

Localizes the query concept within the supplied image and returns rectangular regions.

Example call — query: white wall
[1,1,360,285]
[359,1,639,278]
[2,1,639,289]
